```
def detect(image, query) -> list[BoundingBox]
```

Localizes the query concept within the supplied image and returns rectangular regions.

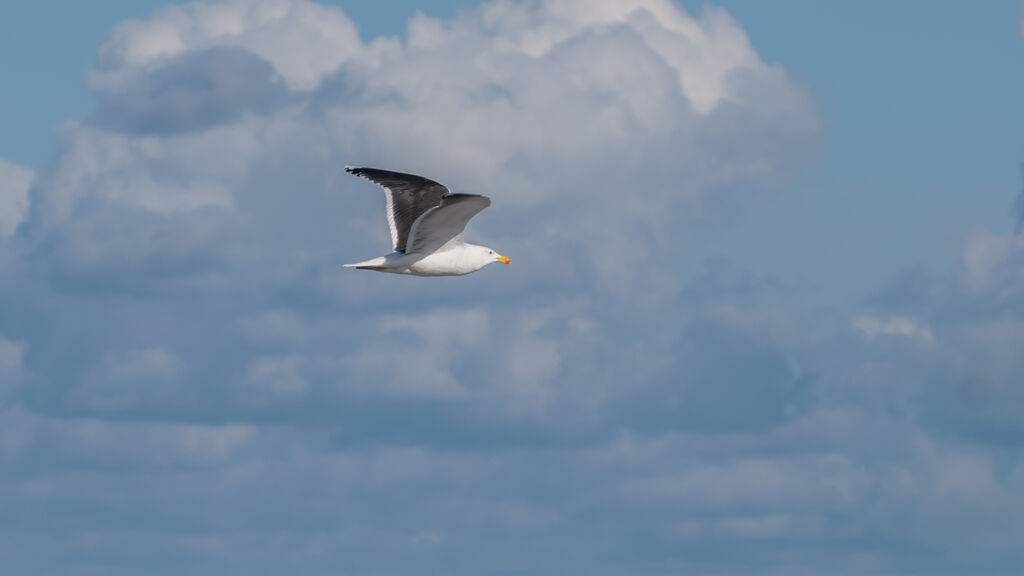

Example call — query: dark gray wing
[405,194,491,255]
[345,166,449,252]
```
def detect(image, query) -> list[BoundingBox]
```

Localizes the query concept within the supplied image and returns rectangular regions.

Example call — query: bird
[343,166,510,276]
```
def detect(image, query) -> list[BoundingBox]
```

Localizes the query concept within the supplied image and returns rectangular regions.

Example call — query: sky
[1,1,1023,575]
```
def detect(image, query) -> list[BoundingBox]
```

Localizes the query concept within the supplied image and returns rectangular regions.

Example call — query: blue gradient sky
[1,1,1024,575]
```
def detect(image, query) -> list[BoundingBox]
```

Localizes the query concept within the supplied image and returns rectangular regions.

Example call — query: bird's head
[477,245,510,267]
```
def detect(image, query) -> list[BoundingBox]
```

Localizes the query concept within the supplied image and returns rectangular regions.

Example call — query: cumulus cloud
[0,159,33,237]
[91,0,375,92]
[9,0,816,427]
[92,46,292,135]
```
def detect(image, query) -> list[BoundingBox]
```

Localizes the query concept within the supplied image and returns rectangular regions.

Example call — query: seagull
[343,167,510,276]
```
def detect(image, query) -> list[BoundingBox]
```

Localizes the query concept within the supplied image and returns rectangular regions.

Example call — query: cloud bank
[1,1,1022,574]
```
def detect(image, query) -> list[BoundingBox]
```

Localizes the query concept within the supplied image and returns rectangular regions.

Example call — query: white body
[345,243,503,276]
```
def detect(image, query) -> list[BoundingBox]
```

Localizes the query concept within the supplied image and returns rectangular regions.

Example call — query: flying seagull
[343,167,510,276]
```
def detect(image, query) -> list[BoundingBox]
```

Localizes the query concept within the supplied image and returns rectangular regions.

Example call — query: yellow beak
[496,255,511,265]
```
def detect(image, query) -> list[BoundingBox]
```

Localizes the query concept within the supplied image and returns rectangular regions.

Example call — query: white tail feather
[345,256,387,269]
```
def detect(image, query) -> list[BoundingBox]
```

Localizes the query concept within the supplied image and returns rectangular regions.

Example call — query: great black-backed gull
[344,167,510,276]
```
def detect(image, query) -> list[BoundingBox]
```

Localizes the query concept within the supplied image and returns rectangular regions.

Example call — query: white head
[468,244,511,270]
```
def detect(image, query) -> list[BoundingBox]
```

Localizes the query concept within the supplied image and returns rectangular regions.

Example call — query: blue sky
[1,1,1024,575]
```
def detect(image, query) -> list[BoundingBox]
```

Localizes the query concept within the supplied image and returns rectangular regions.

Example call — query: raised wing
[345,166,449,252]
[406,194,491,255]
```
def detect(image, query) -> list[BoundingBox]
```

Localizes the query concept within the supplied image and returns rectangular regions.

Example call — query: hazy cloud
[853,315,934,343]
[0,335,26,406]
[0,159,33,237]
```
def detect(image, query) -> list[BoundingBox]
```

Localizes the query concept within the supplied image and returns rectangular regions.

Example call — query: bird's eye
[489,250,493,254]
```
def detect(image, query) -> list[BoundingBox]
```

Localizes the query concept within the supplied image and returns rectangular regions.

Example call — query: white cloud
[853,315,934,343]
[492,304,603,414]
[38,122,243,226]
[92,0,383,92]
[62,348,183,412]
[178,423,255,460]
[621,455,863,510]
[348,308,491,398]
[0,336,23,370]
[19,0,816,299]
[107,348,181,380]
[238,309,307,343]
[0,159,33,237]
[243,355,308,405]
[0,405,257,466]
[705,303,799,347]
[962,232,1024,293]
[712,514,799,540]
[411,0,764,114]
[0,335,26,404]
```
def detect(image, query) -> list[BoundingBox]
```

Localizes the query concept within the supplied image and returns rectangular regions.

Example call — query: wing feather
[406,194,491,254]
[345,166,449,252]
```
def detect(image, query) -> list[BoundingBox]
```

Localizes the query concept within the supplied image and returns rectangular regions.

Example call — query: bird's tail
[344,256,387,270]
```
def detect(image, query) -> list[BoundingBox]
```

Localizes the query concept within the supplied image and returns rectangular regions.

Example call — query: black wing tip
[444,193,491,201]
[345,166,399,181]
[345,166,452,194]
[345,166,380,183]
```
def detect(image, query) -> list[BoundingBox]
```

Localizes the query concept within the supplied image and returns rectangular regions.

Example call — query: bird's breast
[406,251,480,276]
